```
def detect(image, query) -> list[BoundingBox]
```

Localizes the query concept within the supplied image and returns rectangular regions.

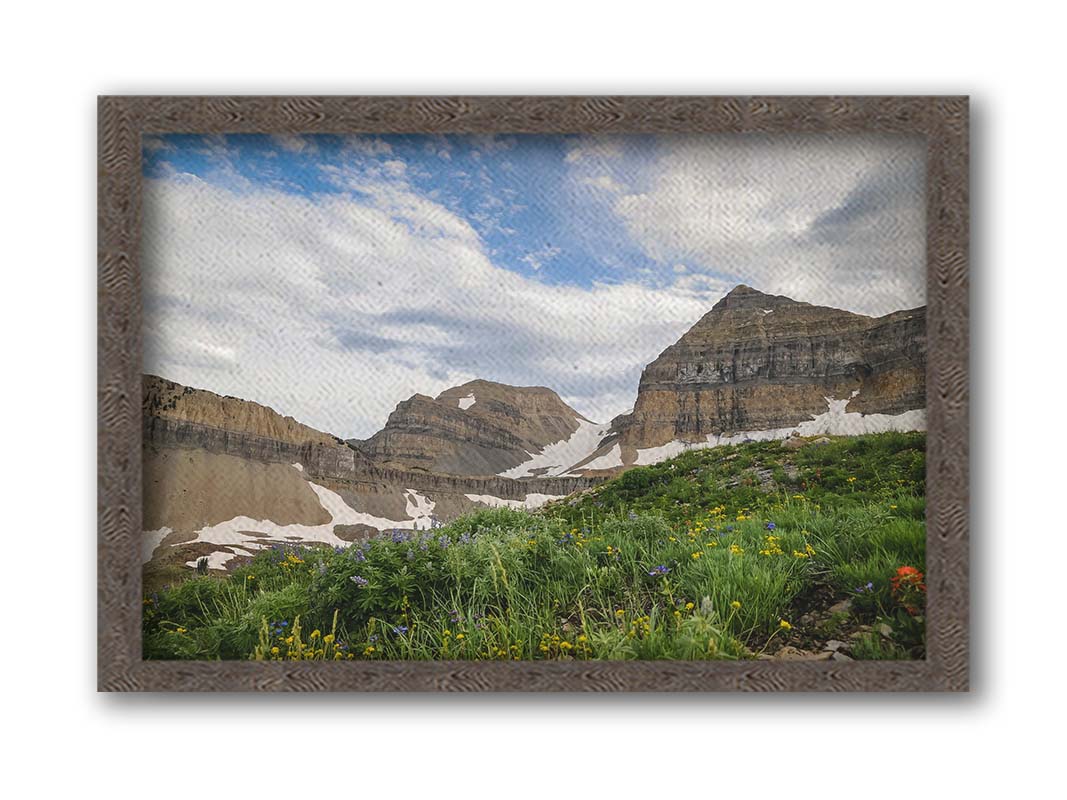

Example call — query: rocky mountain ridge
[360,379,589,476]
[142,374,598,573]
[605,284,926,457]
[142,285,926,573]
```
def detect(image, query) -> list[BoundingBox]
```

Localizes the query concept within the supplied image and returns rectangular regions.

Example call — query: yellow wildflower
[730,601,741,610]
[779,620,792,630]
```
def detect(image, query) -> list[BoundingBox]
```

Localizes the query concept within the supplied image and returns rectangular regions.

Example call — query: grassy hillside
[143,431,927,661]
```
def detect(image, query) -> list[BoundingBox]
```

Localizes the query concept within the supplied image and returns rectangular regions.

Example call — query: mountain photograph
[140,132,928,662]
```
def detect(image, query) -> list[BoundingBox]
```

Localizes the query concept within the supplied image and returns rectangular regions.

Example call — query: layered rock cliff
[608,285,926,454]
[144,375,343,448]
[142,375,599,571]
[359,379,589,475]
[141,284,926,572]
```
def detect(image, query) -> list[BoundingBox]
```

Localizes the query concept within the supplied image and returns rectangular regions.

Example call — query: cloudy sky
[141,132,925,439]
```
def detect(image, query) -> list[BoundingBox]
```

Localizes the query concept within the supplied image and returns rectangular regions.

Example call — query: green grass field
[142,431,927,661]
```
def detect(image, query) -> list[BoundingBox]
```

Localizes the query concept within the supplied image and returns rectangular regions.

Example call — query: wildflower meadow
[143,431,926,661]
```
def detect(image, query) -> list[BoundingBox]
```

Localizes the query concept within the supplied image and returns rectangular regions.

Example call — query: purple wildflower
[350,575,369,587]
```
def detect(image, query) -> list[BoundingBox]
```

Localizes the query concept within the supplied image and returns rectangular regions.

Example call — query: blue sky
[141,132,925,438]
[144,133,671,290]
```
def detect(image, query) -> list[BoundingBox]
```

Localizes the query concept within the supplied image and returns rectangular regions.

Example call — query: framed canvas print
[98,96,968,691]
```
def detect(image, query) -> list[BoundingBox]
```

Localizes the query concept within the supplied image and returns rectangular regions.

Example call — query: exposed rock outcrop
[609,285,926,453]
[359,379,589,476]
[141,284,926,572]
[142,375,599,571]
[144,375,343,448]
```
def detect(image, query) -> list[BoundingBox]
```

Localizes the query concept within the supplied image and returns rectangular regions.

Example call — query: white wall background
[0,1,1060,797]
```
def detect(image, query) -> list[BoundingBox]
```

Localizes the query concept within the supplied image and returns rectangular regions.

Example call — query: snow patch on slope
[457,393,476,410]
[186,550,241,571]
[580,443,625,471]
[175,469,440,569]
[634,394,925,467]
[464,493,563,510]
[499,419,611,478]
[404,488,437,524]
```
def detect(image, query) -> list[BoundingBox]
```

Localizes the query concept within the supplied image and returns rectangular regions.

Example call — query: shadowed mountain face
[142,285,926,573]
[359,380,588,476]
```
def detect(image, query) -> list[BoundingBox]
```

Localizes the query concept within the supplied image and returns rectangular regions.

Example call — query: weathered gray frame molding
[98,96,968,691]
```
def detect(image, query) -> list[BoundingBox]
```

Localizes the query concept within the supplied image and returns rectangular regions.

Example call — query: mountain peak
[712,284,786,311]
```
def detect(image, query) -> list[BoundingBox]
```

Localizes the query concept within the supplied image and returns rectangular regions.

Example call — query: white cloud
[570,134,926,316]
[582,174,626,194]
[270,134,316,154]
[340,135,393,156]
[521,244,562,271]
[565,137,624,163]
[142,133,926,441]
[142,174,724,438]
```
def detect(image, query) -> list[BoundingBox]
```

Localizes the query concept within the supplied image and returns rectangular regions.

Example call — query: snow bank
[185,550,239,571]
[176,475,440,568]
[499,419,611,478]
[464,493,564,510]
[634,394,925,467]
[457,393,476,410]
[579,443,624,470]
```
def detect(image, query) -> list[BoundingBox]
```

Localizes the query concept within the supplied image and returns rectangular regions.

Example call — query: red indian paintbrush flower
[890,566,926,615]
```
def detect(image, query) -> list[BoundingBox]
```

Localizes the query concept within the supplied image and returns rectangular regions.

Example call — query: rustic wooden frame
[98,95,968,691]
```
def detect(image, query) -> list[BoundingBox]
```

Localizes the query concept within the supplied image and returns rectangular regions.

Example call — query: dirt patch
[143,446,331,531]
